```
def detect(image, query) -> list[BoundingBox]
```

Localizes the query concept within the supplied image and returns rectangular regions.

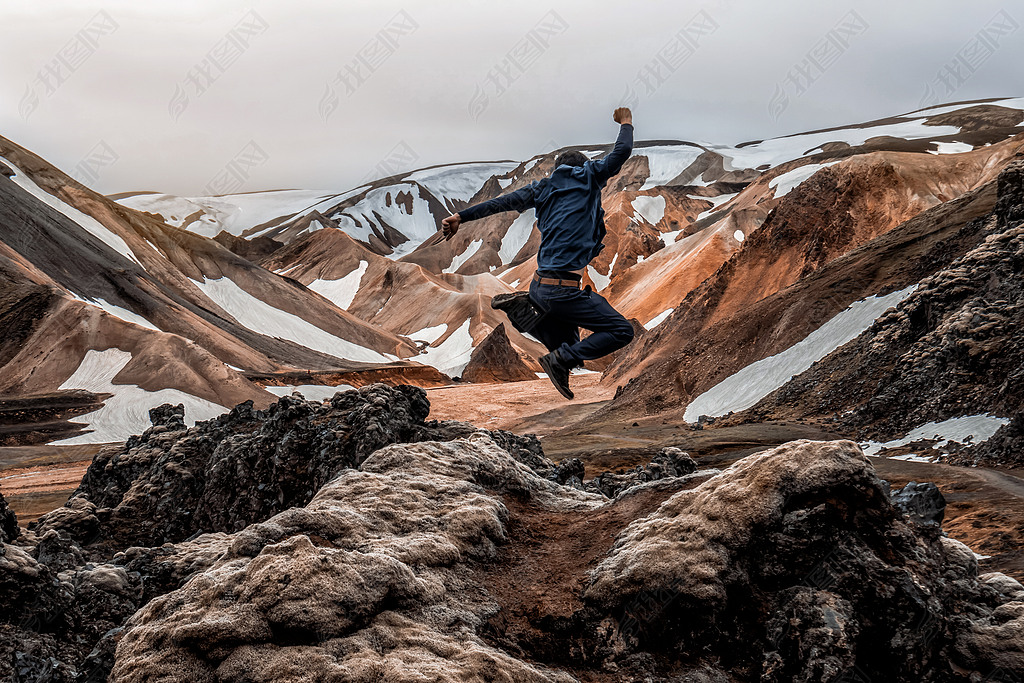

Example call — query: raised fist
[441,213,461,240]
[613,107,632,125]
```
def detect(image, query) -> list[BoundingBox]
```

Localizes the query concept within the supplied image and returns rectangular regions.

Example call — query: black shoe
[539,351,574,400]
[490,292,522,310]
[491,292,545,333]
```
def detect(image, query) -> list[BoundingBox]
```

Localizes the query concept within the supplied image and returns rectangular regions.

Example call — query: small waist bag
[490,292,546,333]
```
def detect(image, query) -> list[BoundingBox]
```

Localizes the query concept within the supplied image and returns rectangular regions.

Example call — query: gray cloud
[1,0,1020,195]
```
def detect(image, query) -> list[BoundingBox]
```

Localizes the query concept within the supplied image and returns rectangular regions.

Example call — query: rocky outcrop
[7,392,1024,681]
[107,433,597,683]
[81,438,1024,682]
[583,440,1023,681]
[0,491,18,544]
[0,535,142,683]
[461,323,536,382]
[33,384,545,551]
[590,445,698,497]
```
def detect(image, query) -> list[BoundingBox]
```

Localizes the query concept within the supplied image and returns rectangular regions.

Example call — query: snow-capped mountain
[3,97,1024,444]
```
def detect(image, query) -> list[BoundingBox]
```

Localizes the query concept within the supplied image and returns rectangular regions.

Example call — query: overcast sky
[1,0,1020,196]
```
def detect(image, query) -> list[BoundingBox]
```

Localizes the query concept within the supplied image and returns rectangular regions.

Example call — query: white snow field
[404,162,517,204]
[116,189,346,238]
[683,286,917,422]
[444,239,483,274]
[53,348,226,445]
[3,156,140,264]
[860,414,1011,456]
[644,308,674,330]
[499,210,536,264]
[414,319,474,377]
[634,145,706,190]
[769,161,842,198]
[308,260,368,310]
[192,276,391,363]
[631,195,667,225]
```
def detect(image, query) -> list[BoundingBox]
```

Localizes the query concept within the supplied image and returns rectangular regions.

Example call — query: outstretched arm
[590,107,634,184]
[440,181,540,241]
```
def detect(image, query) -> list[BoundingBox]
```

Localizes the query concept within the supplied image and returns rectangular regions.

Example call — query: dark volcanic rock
[0,491,18,544]
[33,383,547,551]
[585,440,1024,682]
[551,457,585,487]
[461,322,537,383]
[0,540,141,683]
[891,481,946,531]
[146,403,185,430]
[591,446,699,498]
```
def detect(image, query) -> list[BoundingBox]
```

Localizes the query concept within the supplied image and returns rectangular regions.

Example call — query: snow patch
[769,161,842,198]
[414,319,474,377]
[192,276,390,363]
[588,264,611,291]
[72,294,159,331]
[684,286,917,422]
[408,323,447,345]
[713,119,962,172]
[645,308,674,329]
[3,155,140,265]
[930,141,974,154]
[53,349,226,445]
[499,210,535,264]
[444,239,483,274]
[634,146,705,190]
[307,260,368,310]
[631,195,666,225]
[733,230,745,242]
[695,192,739,220]
[860,414,1010,456]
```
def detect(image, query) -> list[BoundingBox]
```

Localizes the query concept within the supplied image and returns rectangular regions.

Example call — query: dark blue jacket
[459,123,634,271]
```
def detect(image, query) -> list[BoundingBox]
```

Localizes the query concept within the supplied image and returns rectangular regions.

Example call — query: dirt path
[474,477,710,681]
[426,373,615,435]
[1,444,104,524]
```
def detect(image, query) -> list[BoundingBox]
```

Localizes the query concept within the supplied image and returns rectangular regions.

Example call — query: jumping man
[440,107,636,399]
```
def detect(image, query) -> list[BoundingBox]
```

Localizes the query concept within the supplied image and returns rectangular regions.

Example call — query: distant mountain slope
[5,98,1024,443]
[742,160,1024,455]
[0,138,437,444]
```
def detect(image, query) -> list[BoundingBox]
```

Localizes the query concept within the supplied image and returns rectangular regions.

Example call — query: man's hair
[554,150,589,168]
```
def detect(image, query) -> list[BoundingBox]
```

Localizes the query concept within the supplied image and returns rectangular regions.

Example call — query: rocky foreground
[2,385,1024,681]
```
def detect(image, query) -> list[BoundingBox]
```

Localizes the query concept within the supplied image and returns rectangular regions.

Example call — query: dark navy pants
[528,279,635,367]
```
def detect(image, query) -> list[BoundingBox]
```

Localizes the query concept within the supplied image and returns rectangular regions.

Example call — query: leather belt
[533,273,581,288]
